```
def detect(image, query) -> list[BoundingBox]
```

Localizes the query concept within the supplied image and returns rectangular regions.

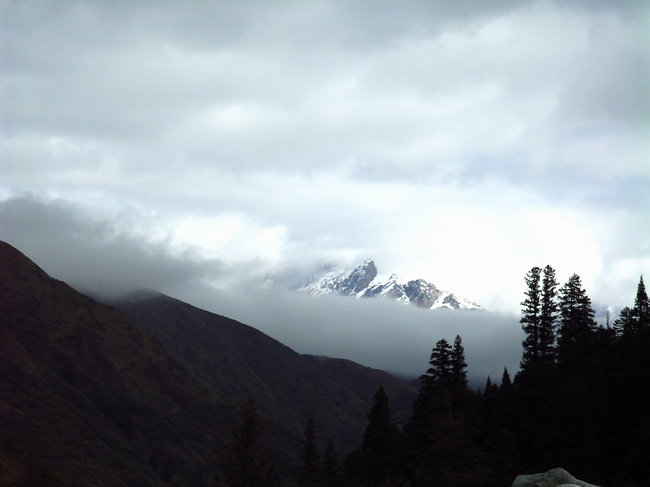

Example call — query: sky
[1,1,649,381]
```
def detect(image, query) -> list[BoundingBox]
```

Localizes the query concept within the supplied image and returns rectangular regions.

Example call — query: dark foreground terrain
[0,241,416,485]
[2,241,649,486]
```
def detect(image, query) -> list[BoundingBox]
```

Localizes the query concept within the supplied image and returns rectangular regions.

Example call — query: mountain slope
[0,241,418,485]
[0,241,232,486]
[111,292,417,455]
[301,259,484,310]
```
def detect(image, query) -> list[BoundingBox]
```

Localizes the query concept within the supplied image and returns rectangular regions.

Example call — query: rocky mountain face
[0,241,417,486]
[301,259,484,310]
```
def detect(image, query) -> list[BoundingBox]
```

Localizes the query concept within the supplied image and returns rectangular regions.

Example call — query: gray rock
[511,467,599,487]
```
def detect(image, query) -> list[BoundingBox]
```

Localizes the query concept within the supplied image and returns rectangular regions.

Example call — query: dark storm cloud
[0,195,226,297]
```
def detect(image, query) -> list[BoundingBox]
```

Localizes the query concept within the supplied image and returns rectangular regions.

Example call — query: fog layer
[0,195,522,384]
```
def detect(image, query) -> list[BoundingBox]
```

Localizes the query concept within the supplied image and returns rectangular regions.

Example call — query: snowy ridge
[300,260,484,311]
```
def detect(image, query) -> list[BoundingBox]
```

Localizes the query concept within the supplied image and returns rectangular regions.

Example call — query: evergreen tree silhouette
[298,418,320,487]
[635,275,648,319]
[451,335,468,389]
[617,275,650,483]
[632,275,649,346]
[216,399,280,487]
[500,367,512,392]
[539,265,559,363]
[404,336,487,486]
[483,376,494,398]
[412,390,488,487]
[520,267,542,367]
[404,338,453,457]
[428,338,454,389]
[360,386,401,485]
[557,273,596,365]
[320,439,340,487]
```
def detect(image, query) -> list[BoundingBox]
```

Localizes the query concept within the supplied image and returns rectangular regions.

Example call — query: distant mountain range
[300,259,484,311]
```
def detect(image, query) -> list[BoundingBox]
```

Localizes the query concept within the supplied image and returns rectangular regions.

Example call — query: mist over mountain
[177,283,522,385]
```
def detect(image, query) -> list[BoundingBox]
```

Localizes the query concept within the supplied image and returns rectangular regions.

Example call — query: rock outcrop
[512,468,599,487]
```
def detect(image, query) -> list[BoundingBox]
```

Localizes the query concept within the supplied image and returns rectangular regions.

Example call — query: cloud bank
[0,195,522,384]
[2,1,648,381]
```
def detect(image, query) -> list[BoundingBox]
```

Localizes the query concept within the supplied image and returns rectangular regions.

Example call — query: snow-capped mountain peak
[300,260,484,311]
[303,259,377,297]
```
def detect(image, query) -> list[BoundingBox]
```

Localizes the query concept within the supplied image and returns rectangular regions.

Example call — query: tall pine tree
[520,267,542,368]
[359,386,400,485]
[321,439,340,487]
[404,335,474,483]
[633,275,649,343]
[451,335,469,389]
[539,265,559,363]
[613,276,649,343]
[427,338,454,390]
[500,367,512,391]
[298,418,320,487]
[557,273,596,365]
[217,399,280,487]
[404,338,453,459]
[344,386,402,486]
[410,337,486,486]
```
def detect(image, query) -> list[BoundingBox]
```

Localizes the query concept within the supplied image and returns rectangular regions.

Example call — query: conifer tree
[451,335,468,388]
[614,306,635,338]
[484,376,493,398]
[520,267,542,367]
[404,336,473,482]
[321,439,340,487]
[557,273,596,364]
[427,338,454,389]
[633,276,649,333]
[612,276,649,343]
[500,367,512,391]
[412,388,489,487]
[539,265,559,363]
[359,385,399,485]
[298,418,321,487]
[217,399,280,487]
[404,340,449,458]
[623,275,650,483]
[362,387,392,454]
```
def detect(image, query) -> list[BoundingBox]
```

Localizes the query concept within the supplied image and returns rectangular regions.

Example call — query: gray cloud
[190,286,524,385]
[1,1,648,364]
[0,195,226,297]
[5,1,646,181]
[0,195,522,384]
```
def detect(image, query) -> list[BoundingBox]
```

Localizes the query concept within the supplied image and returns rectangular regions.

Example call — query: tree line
[215,271,649,487]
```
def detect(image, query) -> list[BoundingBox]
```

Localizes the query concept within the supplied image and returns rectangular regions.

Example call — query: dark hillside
[112,293,417,454]
[0,241,417,485]
[301,355,416,426]
[0,241,236,485]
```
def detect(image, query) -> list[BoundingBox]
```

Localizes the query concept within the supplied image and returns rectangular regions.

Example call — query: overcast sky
[1,1,648,380]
